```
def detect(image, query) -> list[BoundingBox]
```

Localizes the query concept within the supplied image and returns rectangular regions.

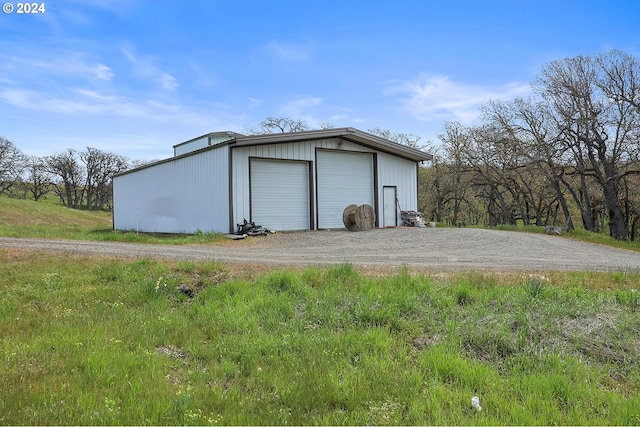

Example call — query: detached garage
[113,127,432,234]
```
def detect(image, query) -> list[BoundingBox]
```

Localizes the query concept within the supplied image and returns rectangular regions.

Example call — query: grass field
[1,196,640,424]
[0,196,223,244]
[1,253,639,425]
[495,224,640,253]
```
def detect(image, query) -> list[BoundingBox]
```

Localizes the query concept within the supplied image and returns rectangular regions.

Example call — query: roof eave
[172,131,243,149]
[234,127,432,162]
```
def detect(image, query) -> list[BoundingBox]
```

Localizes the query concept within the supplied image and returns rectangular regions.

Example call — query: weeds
[522,274,549,299]
[614,288,639,312]
[1,253,640,425]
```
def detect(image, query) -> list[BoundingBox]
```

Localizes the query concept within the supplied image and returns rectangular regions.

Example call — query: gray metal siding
[113,145,229,234]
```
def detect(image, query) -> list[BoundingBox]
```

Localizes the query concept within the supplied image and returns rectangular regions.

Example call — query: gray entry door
[383,186,397,227]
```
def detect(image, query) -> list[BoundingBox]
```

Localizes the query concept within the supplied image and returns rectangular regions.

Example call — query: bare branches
[0,136,27,196]
[368,127,429,151]
[422,50,640,239]
[245,117,309,135]
[45,149,85,209]
[535,51,640,239]
[25,156,51,201]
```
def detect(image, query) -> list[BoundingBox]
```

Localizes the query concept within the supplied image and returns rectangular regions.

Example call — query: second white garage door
[317,150,374,228]
[250,159,310,231]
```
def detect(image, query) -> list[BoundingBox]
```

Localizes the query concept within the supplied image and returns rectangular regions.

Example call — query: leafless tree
[45,149,85,209]
[536,51,640,239]
[318,122,335,130]
[245,117,309,135]
[437,122,473,226]
[481,99,575,230]
[417,50,640,235]
[0,136,27,196]
[596,50,640,111]
[85,148,129,211]
[367,127,429,151]
[25,156,51,201]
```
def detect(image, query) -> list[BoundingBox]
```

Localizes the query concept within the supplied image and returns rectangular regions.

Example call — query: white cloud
[187,59,218,88]
[265,40,312,62]
[388,74,531,124]
[0,50,114,82]
[91,63,115,80]
[121,45,179,90]
[248,97,262,109]
[39,56,114,81]
[1,87,139,116]
[0,86,215,128]
[280,95,323,116]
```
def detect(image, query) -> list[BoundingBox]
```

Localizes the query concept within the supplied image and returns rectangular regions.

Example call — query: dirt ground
[2,227,640,273]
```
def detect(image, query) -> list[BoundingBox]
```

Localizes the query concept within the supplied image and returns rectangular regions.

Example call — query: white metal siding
[231,138,371,228]
[174,135,236,156]
[250,159,309,231]
[113,145,230,234]
[376,152,418,214]
[114,134,422,235]
[317,150,374,229]
[174,136,209,156]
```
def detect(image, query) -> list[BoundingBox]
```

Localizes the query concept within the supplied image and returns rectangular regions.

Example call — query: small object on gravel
[545,225,563,235]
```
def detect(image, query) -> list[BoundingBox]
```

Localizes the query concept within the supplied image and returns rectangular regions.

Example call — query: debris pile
[401,210,425,227]
[236,219,270,236]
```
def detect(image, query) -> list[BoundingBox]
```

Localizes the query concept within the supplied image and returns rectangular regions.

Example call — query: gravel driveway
[2,228,640,272]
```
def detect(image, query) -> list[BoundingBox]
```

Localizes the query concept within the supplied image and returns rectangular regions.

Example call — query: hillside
[0,196,112,238]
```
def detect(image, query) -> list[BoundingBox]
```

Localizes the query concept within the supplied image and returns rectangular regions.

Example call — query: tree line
[421,50,640,241]
[2,50,638,240]
[247,51,640,242]
[0,139,134,211]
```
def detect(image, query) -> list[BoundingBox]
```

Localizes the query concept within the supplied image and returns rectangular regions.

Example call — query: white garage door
[317,150,374,229]
[251,159,310,231]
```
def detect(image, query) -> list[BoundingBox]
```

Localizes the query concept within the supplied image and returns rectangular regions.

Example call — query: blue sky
[1,0,639,161]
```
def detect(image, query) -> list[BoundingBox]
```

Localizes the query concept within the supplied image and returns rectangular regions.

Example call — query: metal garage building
[112,127,432,234]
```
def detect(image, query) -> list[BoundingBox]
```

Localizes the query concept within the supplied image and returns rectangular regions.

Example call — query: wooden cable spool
[342,204,376,231]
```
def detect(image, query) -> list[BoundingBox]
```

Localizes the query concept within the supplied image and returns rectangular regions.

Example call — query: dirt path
[2,228,640,272]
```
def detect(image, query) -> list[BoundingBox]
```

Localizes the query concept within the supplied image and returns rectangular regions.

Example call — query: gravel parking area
[2,228,640,272]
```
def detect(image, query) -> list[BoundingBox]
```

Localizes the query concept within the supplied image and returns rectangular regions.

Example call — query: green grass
[1,253,639,425]
[496,223,640,252]
[3,196,640,424]
[0,195,224,244]
[565,228,640,251]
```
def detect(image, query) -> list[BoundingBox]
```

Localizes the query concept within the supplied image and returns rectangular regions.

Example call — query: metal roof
[233,127,433,162]
[116,127,432,177]
[172,131,243,150]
